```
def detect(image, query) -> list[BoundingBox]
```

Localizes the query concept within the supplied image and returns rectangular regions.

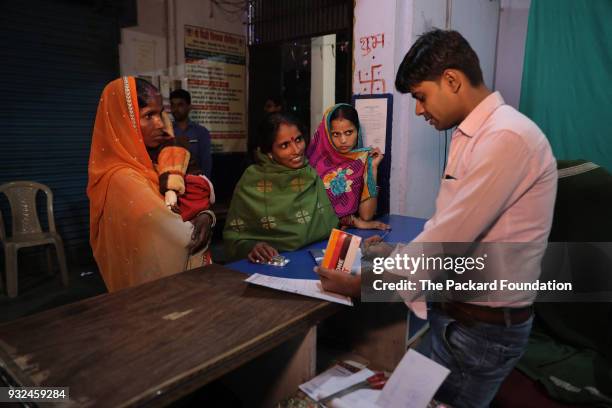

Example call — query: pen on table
[360,228,392,254]
[379,229,391,241]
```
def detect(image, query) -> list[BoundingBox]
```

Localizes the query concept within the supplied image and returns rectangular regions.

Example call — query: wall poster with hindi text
[184,25,247,153]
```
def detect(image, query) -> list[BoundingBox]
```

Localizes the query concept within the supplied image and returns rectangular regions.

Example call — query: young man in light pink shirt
[316,29,557,407]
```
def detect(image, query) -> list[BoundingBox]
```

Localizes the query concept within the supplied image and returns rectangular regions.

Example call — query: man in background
[263,95,283,114]
[170,89,212,178]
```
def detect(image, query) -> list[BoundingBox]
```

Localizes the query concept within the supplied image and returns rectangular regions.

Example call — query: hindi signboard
[184,25,247,153]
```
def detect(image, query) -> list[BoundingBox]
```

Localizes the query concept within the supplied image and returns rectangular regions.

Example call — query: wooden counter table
[0,264,340,407]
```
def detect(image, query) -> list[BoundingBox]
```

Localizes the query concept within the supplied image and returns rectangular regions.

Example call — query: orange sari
[87,77,200,292]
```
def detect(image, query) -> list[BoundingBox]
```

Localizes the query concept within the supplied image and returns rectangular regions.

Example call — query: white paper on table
[245,274,353,306]
[299,364,355,400]
[300,366,381,408]
[355,98,388,153]
[327,389,381,408]
[377,349,450,408]
[317,369,381,408]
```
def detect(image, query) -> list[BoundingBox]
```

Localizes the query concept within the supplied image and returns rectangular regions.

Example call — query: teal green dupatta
[223,151,339,261]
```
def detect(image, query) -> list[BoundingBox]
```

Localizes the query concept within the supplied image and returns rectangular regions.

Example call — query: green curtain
[520,0,612,171]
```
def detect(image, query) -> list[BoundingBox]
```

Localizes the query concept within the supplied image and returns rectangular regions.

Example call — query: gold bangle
[197,210,216,228]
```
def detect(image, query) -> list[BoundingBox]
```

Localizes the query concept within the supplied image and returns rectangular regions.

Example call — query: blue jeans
[417,308,533,408]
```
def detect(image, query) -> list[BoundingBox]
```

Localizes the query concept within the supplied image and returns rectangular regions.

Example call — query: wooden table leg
[320,302,408,372]
[221,326,317,407]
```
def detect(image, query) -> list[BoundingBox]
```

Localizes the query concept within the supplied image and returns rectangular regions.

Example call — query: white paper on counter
[377,349,450,408]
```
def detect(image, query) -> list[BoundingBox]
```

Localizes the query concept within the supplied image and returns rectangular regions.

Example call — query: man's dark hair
[257,112,307,155]
[395,29,484,93]
[330,104,360,133]
[135,77,160,108]
[170,89,191,105]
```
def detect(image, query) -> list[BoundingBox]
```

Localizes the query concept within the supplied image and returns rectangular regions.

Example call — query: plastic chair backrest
[0,181,56,240]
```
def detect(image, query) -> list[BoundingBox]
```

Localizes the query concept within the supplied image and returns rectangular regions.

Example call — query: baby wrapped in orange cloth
[152,113,216,264]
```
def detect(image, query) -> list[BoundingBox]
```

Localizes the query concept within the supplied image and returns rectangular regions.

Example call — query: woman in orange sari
[87,77,214,292]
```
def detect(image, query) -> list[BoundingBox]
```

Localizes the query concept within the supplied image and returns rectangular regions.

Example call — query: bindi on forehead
[278,134,301,142]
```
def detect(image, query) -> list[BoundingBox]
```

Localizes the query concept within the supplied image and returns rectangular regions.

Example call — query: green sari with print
[223,152,339,261]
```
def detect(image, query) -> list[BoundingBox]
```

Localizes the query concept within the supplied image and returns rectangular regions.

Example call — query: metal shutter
[0,0,120,263]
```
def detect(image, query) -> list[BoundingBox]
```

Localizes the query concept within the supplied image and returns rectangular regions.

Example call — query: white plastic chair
[0,181,69,297]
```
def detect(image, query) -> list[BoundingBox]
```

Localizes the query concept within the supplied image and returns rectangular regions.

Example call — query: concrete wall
[382,0,501,219]
[358,0,533,219]
[119,0,247,83]
[310,35,337,133]
[119,0,166,78]
[494,0,531,109]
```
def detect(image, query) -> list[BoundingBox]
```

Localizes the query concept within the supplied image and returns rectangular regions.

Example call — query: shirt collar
[174,120,194,130]
[457,91,505,137]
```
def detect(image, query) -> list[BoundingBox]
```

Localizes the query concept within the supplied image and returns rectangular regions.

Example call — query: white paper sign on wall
[353,0,397,95]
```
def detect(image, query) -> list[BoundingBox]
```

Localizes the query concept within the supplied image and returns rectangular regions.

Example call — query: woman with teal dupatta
[224,112,339,262]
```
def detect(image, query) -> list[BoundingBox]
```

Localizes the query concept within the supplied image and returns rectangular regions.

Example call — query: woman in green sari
[224,113,339,262]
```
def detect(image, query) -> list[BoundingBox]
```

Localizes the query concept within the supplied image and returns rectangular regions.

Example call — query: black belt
[434,302,533,327]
